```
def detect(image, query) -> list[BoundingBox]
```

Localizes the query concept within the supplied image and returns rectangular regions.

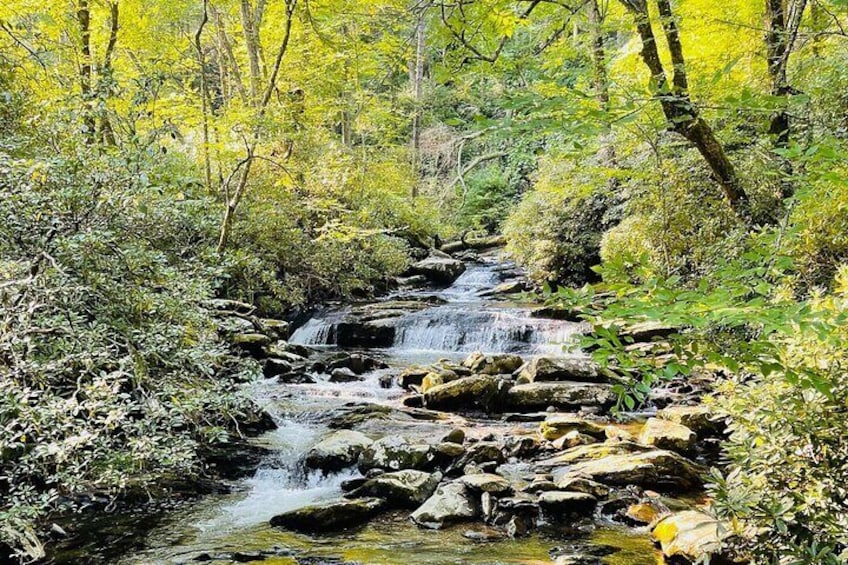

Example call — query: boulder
[421,370,460,393]
[262,358,293,379]
[562,449,705,491]
[658,405,721,436]
[537,440,652,469]
[478,280,528,297]
[231,332,272,356]
[265,341,310,362]
[449,441,505,473]
[348,470,441,507]
[505,382,616,411]
[540,414,607,441]
[538,491,598,517]
[516,357,606,384]
[441,428,466,444]
[276,371,316,384]
[269,497,384,533]
[259,318,290,340]
[423,375,509,412]
[327,353,388,375]
[329,367,362,383]
[304,430,373,472]
[551,430,599,450]
[335,320,396,348]
[459,473,512,494]
[358,436,433,472]
[625,501,669,526]
[461,352,524,375]
[410,255,466,284]
[399,366,430,389]
[639,418,697,452]
[555,477,610,499]
[410,482,479,528]
[652,511,732,563]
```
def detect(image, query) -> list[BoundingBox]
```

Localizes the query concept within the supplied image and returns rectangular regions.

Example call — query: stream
[55,252,665,565]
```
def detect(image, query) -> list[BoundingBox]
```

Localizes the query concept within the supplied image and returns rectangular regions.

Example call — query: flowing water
[57,253,662,565]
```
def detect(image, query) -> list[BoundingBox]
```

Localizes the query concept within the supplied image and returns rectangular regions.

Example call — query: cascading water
[290,259,586,356]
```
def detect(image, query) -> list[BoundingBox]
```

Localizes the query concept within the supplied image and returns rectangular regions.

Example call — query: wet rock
[652,511,733,563]
[233,551,267,562]
[329,367,362,383]
[328,403,393,429]
[516,357,606,384]
[462,527,505,541]
[536,440,652,469]
[505,514,533,538]
[555,477,610,499]
[561,449,705,491]
[340,477,368,492]
[604,426,635,442]
[423,375,509,412]
[538,491,598,517]
[399,366,430,389]
[409,254,466,284]
[504,435,540,458]
[461,351,524,375]
[540,414,607,441]
[459,473,512,494]
[449,441,505,474]
[658,405,721,436]
[638,418,697,453]
[402,394,424,408]
[442,428,466,444]
[552,431,599,450]
[521,479,558,494]
[505,382,616,412]
[358,436,433,472]
[259,318,291,341]
[263,358,294,379]
[410,482,479,528]
[304,430,373,472]
[276,371,317,384]
[327,353,388,375]
[378,374,395,389]
[232,332,272,357]
[625,501,669,526]
[270,498,385,533]
[420,370,460,393]
[335,319,395,348]
[478,280,528,297]
[431,442,466,468]
[348,470,441,507]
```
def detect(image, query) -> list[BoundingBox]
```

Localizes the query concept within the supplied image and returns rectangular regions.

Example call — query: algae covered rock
[639,417,697,452]
[348,469,441,507]
[270,497,385,533]
[540,414,607,441]
[652,510,732,562]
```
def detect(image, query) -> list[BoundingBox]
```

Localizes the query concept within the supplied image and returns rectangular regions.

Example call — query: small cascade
[289,316,337,346]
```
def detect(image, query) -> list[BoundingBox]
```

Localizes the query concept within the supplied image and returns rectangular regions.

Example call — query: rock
[266,339,311,359]
[537,440,652,469]
[621,321,678,343]
[409,255,466,284]
[340,477,368,492]
[402,394,424,408]
[461,352,524,375]
[335,319,396,348]
[358,436,433,472]
[431,442,466,468]
[329,367,362,383]
[304,430,373,472]
[421,370,459,393]
[378,374,395,389]
[270,498,384,533]
[625,501,669,526]
[327,353,388,375]
[652,511,732,563]
[555,477,610,499]
[410,482,479,529]
[658,405,721,435]
[638,418,697,452]
[259,318,290,340]
[327,403,393,429]
[348,470,441,507]
[504,435,540,458]
[521,479,558,494]
[604,426,635,442]
[516,357,606,384]
[505,514,533,538]
[449,441,505,474]
[561,449,705,491]
[552,431,599,450]
[442,428,466,444]
[505,382,616,411]
[423,375,508,412]
[459,473,512,494]
[232,332,272,356]
[478,280,528,297]
[462,527,505,542]
[262,358,293,379]
[540,414,607,441]
[538,491,598,517]
[399,366,430,389]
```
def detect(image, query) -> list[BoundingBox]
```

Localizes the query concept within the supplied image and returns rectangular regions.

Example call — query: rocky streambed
[56,250,736,565]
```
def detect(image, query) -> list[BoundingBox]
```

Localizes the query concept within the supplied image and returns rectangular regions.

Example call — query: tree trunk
[76,0,95,142]
[410,5,426,198]
[99,0,119,146]
[620,0,751,220]
[240,0,262,106]
[212,6,250,106]
[195,0,213,193]
[587,0,616,168]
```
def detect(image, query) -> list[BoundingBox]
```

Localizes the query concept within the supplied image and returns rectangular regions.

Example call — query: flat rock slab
[505,382,616,411]
[411,482,479,529]
[270,498,385,533]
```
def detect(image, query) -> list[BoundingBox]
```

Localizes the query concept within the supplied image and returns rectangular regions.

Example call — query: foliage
[0,149,264,560]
